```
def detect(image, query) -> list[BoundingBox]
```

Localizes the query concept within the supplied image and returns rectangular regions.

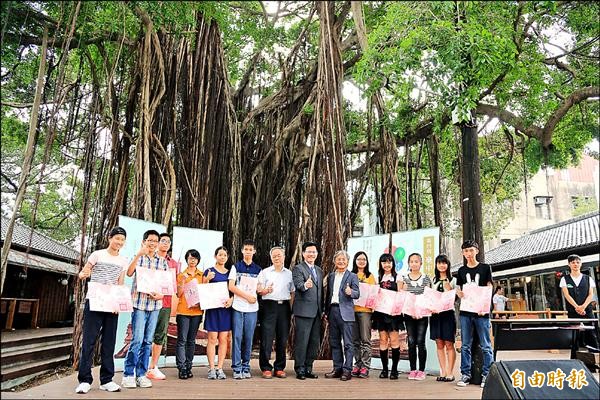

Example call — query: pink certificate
[354,283,379,308]
[422,287,456,314]
[374,288,397,315]
[197,281,230,310]
[183,280,201,307]
[136,267,175,295]
[459,284,493,314]
[88,282,133,313]
[238,276,258,295]
[413,293,433,319]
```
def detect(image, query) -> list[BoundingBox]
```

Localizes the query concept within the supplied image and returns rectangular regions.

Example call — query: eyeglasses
[159,239,171,244]
[146,239,158,243]
[304,251,318,254]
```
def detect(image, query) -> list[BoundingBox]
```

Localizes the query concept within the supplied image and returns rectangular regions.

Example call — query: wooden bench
[0,298,40,330]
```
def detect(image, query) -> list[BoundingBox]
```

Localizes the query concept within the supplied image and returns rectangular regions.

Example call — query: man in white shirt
[257,247,295,378]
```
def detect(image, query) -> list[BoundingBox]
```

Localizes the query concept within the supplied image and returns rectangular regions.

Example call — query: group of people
[74,227,598,395]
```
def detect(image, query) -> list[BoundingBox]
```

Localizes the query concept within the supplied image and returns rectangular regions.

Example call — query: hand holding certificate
[459,284,493,314]
[88,282,133,313]
[136,267,175,295]
[197,281,230,310]
[422,286,456,314]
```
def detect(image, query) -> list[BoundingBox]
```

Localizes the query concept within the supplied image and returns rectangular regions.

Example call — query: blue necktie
[310,267,317,282]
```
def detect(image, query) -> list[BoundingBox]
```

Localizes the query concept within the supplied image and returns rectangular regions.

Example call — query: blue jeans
[124,308,160,377]
[459,314,493,378]
[231,310,258,373]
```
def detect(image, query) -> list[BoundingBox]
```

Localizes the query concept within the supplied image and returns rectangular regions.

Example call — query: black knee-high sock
[380,349,389,372]
[391,347,400,373]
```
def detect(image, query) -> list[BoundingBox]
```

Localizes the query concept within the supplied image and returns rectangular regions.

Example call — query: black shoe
[389,371,398,380]
[186,368,194,378]
[340,371,352,381]
[379,370,388,379]
[296,373,306,380]
[178,369,188,379]
[325,369,343,379]
[305,372,318,379]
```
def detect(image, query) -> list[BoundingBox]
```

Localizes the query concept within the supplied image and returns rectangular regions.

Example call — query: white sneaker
[121,376,136,389]
[136,376,153,388]
[147,366,166,380]
[75,382,91,394]
[99,381,121,392]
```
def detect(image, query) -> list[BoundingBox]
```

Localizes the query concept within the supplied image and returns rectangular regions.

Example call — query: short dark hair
[143,229,160,240]
[302,241,318,252]
[495,286,503,294]
[242,239,255,248]
[185,249,201,261]
[567,254,581,263]
[108,226,126,238]
[159,232,171,240]
[461,239,479,250]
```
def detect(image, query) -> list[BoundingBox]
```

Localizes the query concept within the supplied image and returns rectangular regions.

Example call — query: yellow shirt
[354,271,377,313]
[176,268,204,316]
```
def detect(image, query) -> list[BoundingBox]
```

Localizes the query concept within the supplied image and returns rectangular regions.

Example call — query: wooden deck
[2,359,483,399]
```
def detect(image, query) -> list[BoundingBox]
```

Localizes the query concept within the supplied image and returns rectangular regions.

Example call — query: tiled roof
[485,212,599,266]
[1,216,80,262]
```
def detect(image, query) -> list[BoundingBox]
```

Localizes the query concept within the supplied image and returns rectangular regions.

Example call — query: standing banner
[347,227,439,279]
[347,227,441,373]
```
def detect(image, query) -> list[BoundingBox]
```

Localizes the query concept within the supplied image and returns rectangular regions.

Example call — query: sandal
[444,376,455,382]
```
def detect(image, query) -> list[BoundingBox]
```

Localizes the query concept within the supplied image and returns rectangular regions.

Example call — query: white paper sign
[198,281,230,310]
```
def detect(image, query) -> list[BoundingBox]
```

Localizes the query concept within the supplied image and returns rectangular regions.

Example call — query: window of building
[534,196,552,220]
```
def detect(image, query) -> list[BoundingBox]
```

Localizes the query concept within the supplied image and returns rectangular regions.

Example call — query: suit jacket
[292,261,324,318]
[325,270,360,322]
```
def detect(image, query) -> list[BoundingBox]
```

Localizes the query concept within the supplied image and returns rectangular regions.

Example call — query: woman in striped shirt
[398,253,431,381]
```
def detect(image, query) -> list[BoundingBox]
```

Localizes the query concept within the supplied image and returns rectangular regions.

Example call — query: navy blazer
[325,269,360,322]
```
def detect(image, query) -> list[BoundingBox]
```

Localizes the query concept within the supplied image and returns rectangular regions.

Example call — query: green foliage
[572,197,598,217]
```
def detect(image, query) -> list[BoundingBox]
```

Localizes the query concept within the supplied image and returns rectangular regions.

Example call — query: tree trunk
[427,135,445,253]
[0,27,48,293]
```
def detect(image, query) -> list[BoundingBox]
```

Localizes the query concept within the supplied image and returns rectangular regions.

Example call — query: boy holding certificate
[455,240,493,388]
[75,227,128,394]
[122,230,169,389]
[228,239,262,379]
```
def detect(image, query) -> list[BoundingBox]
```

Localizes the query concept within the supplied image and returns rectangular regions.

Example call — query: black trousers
[78,301,119,385]
[404,315,429,371]
[568,310,600,358]
[176,314,203,370]
[294,314,321,374]
[259,300,291,372]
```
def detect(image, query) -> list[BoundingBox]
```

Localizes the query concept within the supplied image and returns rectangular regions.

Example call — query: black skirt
[429,310,456,342]
[372,311,405,332]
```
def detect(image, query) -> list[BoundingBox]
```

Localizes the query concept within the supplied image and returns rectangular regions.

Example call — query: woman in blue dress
[203,246,233,380]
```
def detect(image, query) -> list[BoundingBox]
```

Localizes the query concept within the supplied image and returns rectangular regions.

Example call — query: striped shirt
[131,254,169,311]
[400,273,432,295]
[86,250,127,299]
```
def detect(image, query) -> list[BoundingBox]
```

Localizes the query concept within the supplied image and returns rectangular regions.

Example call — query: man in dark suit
[292,241,324,380]
[324,250,360,381]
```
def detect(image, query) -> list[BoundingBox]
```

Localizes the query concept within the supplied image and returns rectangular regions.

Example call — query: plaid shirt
[131,254,169,311]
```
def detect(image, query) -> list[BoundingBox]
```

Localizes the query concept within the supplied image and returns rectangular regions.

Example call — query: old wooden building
[1,216,80,329]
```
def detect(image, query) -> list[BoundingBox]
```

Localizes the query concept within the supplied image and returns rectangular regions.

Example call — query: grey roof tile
[486,212,599,265]
[1,216,80,262]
